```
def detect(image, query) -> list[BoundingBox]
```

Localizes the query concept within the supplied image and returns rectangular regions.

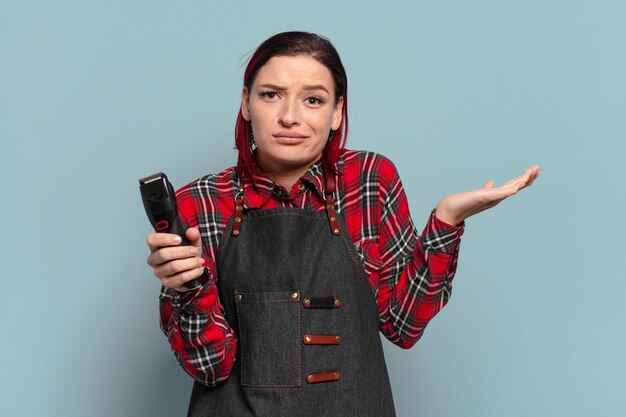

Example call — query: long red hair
[234,31,349,179]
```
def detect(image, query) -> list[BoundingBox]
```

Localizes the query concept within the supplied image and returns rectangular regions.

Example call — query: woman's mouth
[273,132,308,144]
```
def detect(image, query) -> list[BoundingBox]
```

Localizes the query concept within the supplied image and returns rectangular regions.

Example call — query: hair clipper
[139,172,203,289]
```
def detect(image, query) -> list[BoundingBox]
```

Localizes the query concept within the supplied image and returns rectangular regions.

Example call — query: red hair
[234,31,349,179]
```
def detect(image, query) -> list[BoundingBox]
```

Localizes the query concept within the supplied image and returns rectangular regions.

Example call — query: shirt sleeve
[374,159,464,349]
[158,184,238,387]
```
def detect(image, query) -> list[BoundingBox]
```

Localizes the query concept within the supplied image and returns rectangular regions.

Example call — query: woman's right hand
[146,227,205,292]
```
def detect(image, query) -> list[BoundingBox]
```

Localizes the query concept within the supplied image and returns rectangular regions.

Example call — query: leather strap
[231,182,244,237]
[306,370,341,384]
[303,296,342,309]
[303,334,342,345]
[322,165,341,236]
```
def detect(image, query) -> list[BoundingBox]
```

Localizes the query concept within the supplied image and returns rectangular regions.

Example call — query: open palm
[435,165,541,226]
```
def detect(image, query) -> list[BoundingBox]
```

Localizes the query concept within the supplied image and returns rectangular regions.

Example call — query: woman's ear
[331,96,344,131]
[241,86,251,121]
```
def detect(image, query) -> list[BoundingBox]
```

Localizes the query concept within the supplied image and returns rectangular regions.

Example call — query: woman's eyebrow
[257,83,329,94]
[302,84,329,94]
[258,83,286,91]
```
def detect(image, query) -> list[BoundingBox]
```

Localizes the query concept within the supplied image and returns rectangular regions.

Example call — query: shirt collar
[241,161,327,209]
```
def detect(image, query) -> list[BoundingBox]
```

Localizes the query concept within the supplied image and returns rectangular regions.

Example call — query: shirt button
[298,183,305,191]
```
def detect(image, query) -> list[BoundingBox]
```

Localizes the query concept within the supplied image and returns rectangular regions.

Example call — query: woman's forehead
[253,55,334,92]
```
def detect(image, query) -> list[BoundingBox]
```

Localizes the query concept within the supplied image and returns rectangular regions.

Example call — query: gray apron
[187,173,396,417]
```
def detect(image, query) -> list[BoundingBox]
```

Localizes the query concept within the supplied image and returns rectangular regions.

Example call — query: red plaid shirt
[160,149,464,386]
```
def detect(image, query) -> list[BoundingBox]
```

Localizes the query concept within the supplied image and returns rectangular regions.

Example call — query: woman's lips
[273,133,308,144]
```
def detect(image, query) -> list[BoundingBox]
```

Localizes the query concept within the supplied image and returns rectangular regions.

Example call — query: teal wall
[2,1,625,416]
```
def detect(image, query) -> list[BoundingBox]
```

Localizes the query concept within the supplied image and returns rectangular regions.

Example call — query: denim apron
[187,173,396,417]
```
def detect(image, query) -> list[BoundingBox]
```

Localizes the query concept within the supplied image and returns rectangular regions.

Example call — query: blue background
[2,1,625,416]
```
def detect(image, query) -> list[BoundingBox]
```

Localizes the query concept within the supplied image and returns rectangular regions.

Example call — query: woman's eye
[306,97,325,105]
[259,91,277,100]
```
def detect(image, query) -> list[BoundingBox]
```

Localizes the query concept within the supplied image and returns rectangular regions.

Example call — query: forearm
[159,282,238,386]
[378,211,464,349]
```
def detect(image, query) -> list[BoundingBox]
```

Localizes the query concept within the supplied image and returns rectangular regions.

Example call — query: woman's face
[241,55,343,177]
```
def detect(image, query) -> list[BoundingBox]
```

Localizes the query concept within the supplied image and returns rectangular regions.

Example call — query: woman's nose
[278,99,300,127]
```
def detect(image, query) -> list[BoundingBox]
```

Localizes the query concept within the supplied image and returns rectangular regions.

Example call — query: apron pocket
[234,290,302,387]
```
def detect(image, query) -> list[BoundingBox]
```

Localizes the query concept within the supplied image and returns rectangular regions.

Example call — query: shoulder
[338,149,401,187]
[176,167,238,200]
[174,167,239,218]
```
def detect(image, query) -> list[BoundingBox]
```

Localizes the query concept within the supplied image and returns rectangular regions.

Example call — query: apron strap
[322,165,341,237]
[231,180,244,237]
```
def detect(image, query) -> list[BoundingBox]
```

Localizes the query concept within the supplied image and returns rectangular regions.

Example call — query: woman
[146,31,540,416]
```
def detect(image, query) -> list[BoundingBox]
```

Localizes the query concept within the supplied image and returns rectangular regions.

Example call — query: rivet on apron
[304,336,311,343]
[291,292,299,299]
[307,375,315,382]
[334,298,342,307]
[235,217,242,223]
[235,293,242,301]
[333,228,340,235]
[335,336,341,342]
[233,230,240,236]
[303,298,311,307]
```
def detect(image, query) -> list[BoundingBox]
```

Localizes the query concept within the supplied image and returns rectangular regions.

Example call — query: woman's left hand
[434,165,541,226]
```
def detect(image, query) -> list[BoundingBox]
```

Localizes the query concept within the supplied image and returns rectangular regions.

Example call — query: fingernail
[190,247,198,255]
[173,236,182,243]
[198,257,205,266]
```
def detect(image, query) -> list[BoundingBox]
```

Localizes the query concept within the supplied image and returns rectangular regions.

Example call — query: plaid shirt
[159,149,464,387]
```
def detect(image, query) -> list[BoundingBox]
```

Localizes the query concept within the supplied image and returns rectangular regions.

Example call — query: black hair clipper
[139,172,203,290]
